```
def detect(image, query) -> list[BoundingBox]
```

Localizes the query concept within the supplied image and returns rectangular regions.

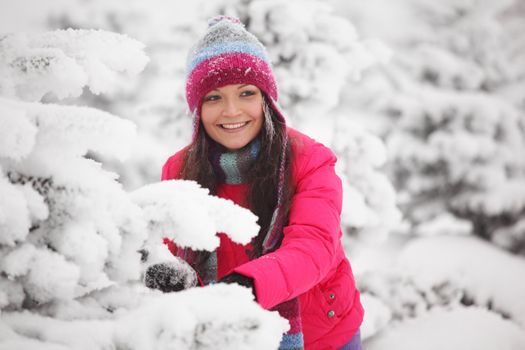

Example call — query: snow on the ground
[354,233,525,347]
[398,235,525,327]
[364,306,525,350]
[358,292,393,339]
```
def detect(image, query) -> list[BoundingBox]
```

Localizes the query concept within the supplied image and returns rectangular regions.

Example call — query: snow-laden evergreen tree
[338,0,525,254]
[0,29,148,308]
[0,29,287,349]
[327,0,525,342]
[390,0,525,255]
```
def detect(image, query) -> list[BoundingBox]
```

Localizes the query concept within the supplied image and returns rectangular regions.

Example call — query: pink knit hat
[185,16,282,140]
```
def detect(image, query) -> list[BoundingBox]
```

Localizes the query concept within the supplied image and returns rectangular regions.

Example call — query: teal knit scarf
[207,136,261,185]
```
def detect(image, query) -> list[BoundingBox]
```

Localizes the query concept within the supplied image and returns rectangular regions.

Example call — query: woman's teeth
[221,122,248,129]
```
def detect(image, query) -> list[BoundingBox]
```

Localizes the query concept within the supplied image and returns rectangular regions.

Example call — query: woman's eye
[240,90,256,97]
[204,95,220,102]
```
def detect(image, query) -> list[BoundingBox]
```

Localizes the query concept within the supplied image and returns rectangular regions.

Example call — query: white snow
[17,183,49,223]
[398,235,525,327]
[334,119,402,241]
[415,212,472,236]
[24,247,81,304]
[353,232,525,348]
[0,97,137,161]
[358,292,392,339]
[114,285,289,350]
[49,220,110,284]
[1,284,289,350]
[0,29,149,101]
[0,175,32,246]
[0,243,36,277]
[365,306,525,350]
[0,277,25,310]
[131,180,260,251]
[0,102,36,161]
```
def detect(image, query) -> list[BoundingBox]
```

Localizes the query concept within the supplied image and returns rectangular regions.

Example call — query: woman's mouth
[219,121,249,130]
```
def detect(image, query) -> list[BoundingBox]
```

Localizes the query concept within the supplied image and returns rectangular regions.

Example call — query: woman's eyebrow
[238,84,251,89]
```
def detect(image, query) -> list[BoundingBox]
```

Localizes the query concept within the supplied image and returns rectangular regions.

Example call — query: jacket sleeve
[234,142,343,309]
[161,152,184,181]
[160,153,182,254]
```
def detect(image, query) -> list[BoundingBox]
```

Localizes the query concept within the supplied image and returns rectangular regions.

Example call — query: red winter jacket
[161,127,364,349]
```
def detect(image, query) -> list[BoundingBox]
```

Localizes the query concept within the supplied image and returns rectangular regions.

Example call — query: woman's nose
[222,98,242,117]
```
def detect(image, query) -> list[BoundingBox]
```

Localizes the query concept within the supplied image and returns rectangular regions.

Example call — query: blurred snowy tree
[337,0,525,254]
[325,0,525,342]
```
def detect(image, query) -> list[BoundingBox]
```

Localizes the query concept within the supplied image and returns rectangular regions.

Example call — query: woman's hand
[144,257,198,293]
[219,272,257,300]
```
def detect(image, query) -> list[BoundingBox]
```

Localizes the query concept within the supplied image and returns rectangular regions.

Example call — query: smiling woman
[201,84,264,150]
[154,15,364,350]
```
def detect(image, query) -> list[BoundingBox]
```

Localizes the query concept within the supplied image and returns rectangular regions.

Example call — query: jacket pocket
[319,260,355,320]
[301,260,355,330]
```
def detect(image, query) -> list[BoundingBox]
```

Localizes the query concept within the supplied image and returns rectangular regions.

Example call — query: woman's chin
[213,130,257,150]
[222,140,250,151]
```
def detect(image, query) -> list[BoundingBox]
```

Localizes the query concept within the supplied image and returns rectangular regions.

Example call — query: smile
[220,122,249,130]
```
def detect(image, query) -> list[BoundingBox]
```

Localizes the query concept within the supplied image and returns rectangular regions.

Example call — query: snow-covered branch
[0,29,149,101]
[131,180,259,251]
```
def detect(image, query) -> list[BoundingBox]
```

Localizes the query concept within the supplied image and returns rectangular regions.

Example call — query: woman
[155,16,364,350]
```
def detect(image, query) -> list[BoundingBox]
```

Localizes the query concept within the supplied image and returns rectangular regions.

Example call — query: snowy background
[0,0,524,349]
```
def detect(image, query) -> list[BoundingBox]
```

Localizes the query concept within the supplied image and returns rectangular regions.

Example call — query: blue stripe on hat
[187,41,270,73]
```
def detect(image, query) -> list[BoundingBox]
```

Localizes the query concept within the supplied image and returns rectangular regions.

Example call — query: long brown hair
[180,96,294,266]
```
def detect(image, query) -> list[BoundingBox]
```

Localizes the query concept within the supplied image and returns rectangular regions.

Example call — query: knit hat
[185,16,284,140]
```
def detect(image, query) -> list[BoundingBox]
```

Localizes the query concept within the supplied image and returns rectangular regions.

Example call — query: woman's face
[201,84,264,150]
